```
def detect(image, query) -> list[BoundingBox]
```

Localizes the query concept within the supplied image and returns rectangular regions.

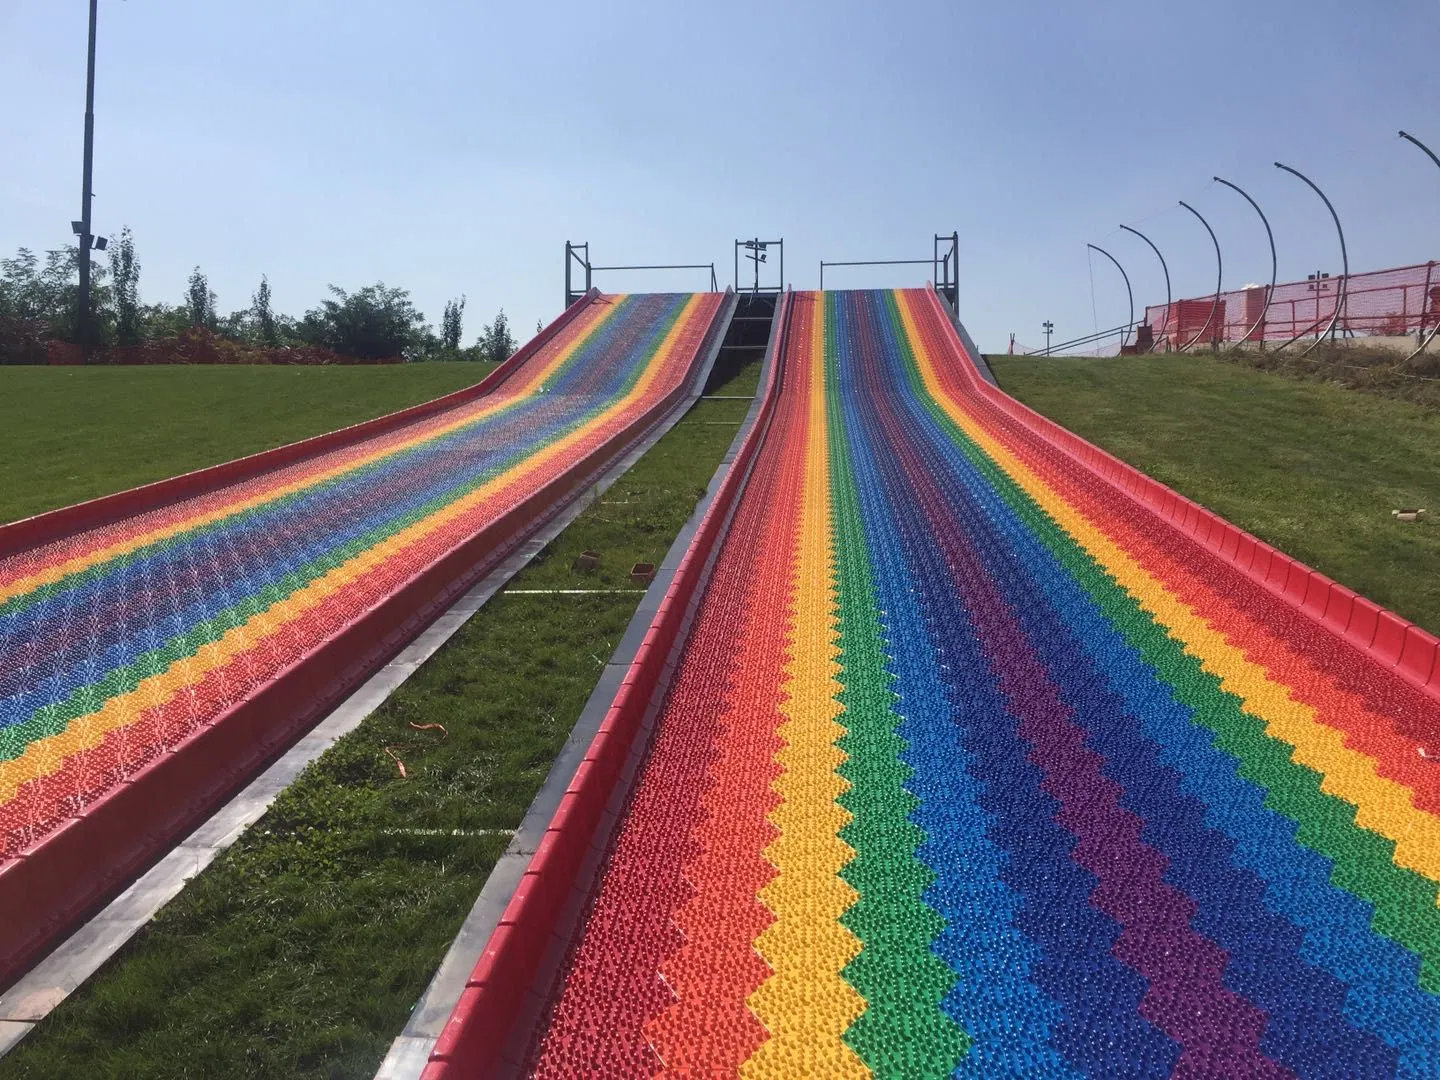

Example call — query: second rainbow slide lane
[522,289,1440,1078]
[0,292,720,869]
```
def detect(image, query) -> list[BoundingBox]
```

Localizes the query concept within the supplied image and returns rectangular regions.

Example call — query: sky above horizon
[3,0,1438,353]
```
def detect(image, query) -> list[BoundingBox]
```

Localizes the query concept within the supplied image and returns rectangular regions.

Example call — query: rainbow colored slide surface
[0,290,725,985]
[495,289,1440,1078]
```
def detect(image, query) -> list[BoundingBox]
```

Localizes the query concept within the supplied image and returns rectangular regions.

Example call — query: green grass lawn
[989,355,1440,635]
[1214,341,1440,412]
[0,363,493,526]
[0,360,761,1080]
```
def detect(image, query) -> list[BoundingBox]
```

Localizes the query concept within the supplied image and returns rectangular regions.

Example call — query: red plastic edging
[919,287,1440,700]
[424,293,794,1080]
[0,290,600,558]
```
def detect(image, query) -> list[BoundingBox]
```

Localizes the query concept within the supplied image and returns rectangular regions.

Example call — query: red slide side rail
[0,289,600,558]
[422,293,794,1080]
[918,286,1440,700]
[0,288,724,991]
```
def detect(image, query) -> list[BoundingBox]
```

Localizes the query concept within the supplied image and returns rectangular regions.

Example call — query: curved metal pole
[1086,243,1134,347]
[1400,131,1440,362]
[1401,130,1440,171]
[1212,176,1277,351]
[1177,200,1222,352]
[1274,162,1349,358]
[1119,224,1169,351]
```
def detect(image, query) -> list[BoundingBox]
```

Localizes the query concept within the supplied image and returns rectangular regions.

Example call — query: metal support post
[564,242,591,307]
[76,0,99,350]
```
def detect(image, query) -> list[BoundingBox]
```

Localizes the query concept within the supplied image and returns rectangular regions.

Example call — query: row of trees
[0,229,519,363]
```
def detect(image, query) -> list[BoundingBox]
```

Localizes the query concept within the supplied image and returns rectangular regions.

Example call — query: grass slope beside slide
[0,363,495,526]
[989,355,1440,636]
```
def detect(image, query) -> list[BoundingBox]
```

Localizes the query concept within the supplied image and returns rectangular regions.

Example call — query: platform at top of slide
[461,289,1440,1079]
[0,290,726,987]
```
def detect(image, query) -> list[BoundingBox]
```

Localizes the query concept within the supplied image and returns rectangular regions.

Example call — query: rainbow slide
[0,290,731,989]
[429,289,1440,1078]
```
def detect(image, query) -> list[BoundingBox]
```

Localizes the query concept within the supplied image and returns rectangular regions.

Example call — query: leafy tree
[252,275,278,346]
[479,308,516,363]
[297,283,429,361]
[0,314,47,364]
[139,302,191,341]
[441,295,466,354]
[186,266,216,329]
[0,251,51,361]
[419,327,446,361]
[0,246,110,343]
[1,242,519,363]
[0,249,44,321]
[109,228,140,346]
[218,309,251,341]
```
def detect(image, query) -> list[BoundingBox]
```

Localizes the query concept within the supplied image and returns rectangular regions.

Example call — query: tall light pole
[1043,320,1054,356]
[76,0,100,351]
[741,239,768,295]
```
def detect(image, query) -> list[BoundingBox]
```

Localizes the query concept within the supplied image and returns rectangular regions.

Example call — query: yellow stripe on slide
[745,292,868,1079]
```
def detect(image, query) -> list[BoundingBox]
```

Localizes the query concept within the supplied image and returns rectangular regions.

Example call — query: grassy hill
[990,354,1440,635]
[0,363,493,525]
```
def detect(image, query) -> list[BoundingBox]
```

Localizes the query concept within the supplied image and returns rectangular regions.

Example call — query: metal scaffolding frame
[819,232,960,302]
[565,241,717,307]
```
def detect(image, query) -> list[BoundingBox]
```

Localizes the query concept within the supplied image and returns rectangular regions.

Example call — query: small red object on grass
[384,747,408,779]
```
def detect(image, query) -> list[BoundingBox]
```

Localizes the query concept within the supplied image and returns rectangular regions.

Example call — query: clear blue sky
[3,0,1437,352]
